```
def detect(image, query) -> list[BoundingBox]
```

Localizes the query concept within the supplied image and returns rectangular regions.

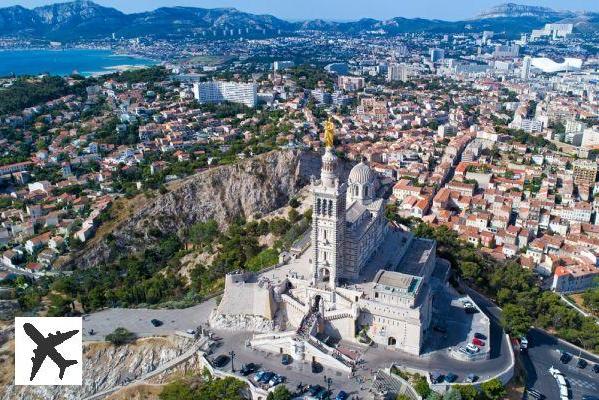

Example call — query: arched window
[328,200,333,216]
[316,198,321,214]
[364,186,368,197]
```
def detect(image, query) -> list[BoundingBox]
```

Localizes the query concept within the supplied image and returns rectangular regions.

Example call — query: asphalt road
[464,286,599,400]
[521,328,599,400]
[82,298,216,340]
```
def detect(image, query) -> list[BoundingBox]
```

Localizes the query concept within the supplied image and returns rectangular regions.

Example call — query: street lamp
[323,375,332,393]
[229,350,236,373]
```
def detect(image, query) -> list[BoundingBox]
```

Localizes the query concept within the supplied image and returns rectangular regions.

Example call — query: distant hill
[474,2,574,19]
[0,0,596,40]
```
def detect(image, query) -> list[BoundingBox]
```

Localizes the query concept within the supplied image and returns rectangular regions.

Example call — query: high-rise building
[387,63,411,82]
[193,81,258,108]
[493,44,520,58]
[521,56,532,80]
[572,159,598,189]
[273,61,295,71]
[581,126,599,149]
[565,120,586,145]
[429,48,444,63]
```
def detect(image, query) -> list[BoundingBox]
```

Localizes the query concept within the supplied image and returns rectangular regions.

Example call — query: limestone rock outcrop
[71,149,321,269]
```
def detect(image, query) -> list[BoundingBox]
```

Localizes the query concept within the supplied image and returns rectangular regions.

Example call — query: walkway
[82,337,210,400]
[558,294,599,324]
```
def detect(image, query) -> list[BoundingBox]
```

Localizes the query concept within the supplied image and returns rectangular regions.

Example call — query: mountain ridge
[0,0,596,40]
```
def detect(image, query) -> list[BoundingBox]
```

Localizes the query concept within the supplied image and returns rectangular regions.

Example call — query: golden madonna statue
[324,117,335,148]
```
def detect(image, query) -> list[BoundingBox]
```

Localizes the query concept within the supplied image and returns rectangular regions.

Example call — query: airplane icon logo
[23,323,79,381]
[15,317,82,386]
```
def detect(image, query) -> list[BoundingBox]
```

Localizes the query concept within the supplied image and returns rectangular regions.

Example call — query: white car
[548,366,562,378]
[466,343,480,353]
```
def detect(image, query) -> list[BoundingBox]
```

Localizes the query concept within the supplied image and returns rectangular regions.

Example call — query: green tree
[413,375,432,398]
[189,219,220,245]
[267,385,293,400]
[456,385,478,400]
[160,380,196,400]
[480,378,506,400]
[105,327,137,346]
[502,303,532,336]
[47,294,73,317]
[444,388,463,400]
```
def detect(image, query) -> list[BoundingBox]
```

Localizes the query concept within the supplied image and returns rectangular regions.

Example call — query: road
[521,328,599,400]
[464,286,599,400]
[0,265,36,279]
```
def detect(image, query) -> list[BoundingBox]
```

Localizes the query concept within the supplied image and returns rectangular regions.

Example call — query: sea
[0,48,156,77]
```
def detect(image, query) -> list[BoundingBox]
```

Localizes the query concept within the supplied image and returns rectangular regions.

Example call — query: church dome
[348,161,375,185]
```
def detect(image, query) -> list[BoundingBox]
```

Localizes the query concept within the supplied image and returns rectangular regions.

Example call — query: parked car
[308,385,326,396]
[281,354,292,365]
[430,371,443,384]
[444,373,457,383]
[336,391,349,400]
[258,372,275,383]
[212,355,230,368]
[472,338,485,346]
[520,337,529,352]
[560,351,572,364]
[269,374,285,387]
[465,373,478,383]
[150,319,163,327]
[240,363,258,376]
[577,358,588,369]
[255,370,268,381]
[593,363,599,373]
[466,343,480,353]
[474,332,487,340]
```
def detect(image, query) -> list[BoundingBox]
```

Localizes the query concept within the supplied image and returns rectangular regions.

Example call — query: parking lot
[82,298,217,340]
[427,287,490,357]
[207,330,374,399]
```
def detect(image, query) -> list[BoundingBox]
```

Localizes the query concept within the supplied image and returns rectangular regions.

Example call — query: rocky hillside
[475,3,573,19]
[70,149,321,270]
[0,336,200,400]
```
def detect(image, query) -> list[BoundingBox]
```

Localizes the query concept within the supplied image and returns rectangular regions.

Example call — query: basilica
[213,120,439,370]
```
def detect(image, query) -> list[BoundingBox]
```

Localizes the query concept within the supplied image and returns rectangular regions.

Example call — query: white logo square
[14,317,82,386]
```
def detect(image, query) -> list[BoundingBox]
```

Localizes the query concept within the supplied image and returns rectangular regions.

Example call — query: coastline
[0,48,157,77]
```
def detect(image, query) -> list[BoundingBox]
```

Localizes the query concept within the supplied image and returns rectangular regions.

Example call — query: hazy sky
[5,0,599,21]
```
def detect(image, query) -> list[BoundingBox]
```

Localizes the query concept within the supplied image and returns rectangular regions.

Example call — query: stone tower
[311,119,346,289]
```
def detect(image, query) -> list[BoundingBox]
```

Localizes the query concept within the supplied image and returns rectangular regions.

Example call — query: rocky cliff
[71,149,321,269]
[0,336,201,400]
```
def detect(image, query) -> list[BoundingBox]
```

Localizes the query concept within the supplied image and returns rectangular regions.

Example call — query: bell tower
[311,118,346,289]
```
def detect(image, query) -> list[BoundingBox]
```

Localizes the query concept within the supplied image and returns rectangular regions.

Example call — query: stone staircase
[373,370,421,400]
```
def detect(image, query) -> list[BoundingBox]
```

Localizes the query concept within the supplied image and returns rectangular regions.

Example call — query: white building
[521,56,532,80]
[581,126,599,149]
[214,122,439,363]
[193,81,258,107]
[387,63,411,82]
